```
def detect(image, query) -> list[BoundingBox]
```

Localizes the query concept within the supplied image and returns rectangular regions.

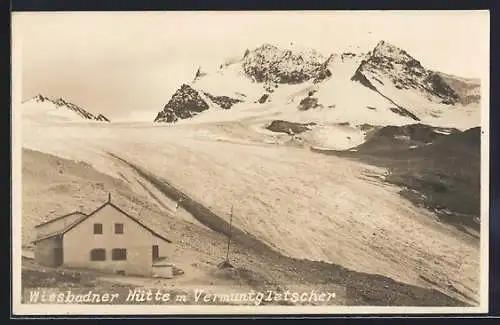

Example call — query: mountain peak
[374,40,398,50]
[372,40,414,62]
[351,40,463,111]
[375,40,390,47]
[255,43,279,51]
[32,94,48,103]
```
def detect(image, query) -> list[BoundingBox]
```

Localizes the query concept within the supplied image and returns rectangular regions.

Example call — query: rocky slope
[435,72,481,105]
[352,41,459,104]
[95,114,110,122]
[154,84,209,123]
[154,84,244,123]
[350,41,480,123]
[242,43,334,86]
[24,94,111,122]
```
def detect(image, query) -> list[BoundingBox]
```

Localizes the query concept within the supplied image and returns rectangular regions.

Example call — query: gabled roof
[34,211,86,228]
[32,201,173,244]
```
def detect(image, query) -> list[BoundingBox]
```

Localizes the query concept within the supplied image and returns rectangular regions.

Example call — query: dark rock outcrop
[351,65,378,91]
[434,72,481,105]
[203,92,242,110]
[154,84,209,123]
[257,94,269,104]
[266,120,316,135]
[424,73,460,103]
[95,114,110,122]
[154,85,244,123]
[242,44,333,85]
[353,123,461,153]
[298,97,320,111]
[194,67,207,81]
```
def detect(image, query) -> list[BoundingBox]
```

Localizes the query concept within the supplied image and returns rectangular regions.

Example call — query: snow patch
[303,125,366,150]
[434,129,452,135]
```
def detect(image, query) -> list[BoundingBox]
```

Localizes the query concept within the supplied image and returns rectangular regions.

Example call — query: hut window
[112,248,127,261]
[93,223,103,234]
[90,248,106,261]
[114,223,124,234]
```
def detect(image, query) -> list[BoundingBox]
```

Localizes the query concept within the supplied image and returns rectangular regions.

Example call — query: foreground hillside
[21,113,480,305]
[22,148,472,306]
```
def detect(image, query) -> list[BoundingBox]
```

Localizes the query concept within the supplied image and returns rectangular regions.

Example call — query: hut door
[152,245,159,261]
[53,247,63,266]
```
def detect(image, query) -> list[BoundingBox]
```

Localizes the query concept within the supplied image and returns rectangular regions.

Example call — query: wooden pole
[225,205,234,262]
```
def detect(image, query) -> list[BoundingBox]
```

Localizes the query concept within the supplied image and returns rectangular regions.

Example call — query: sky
[13,11,489,121]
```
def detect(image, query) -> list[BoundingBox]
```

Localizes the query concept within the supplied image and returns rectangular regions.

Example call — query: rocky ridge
[32,94,111,122]
[242,44,334,86]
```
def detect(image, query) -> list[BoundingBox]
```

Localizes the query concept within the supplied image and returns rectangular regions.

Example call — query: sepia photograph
[11,10,489,315]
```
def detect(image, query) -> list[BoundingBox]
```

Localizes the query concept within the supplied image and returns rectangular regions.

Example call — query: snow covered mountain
[154,41,480,130]
[351,41,480,125]
[22,94,110,123]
